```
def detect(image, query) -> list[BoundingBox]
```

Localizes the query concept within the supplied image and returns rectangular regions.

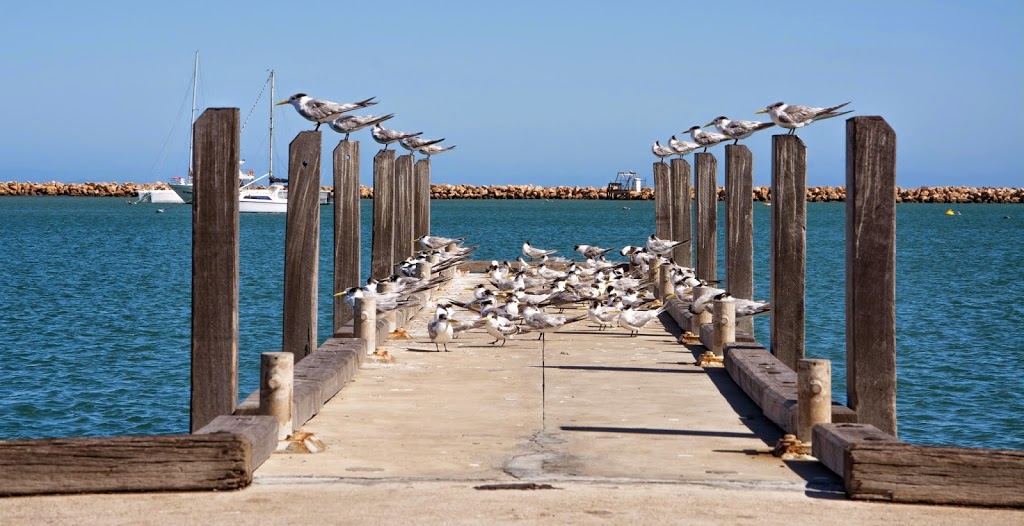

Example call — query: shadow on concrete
[539,365,704,374]
[559,426,758,439]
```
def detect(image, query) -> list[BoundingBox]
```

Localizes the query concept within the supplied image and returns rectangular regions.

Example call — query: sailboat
[167,51,256,205]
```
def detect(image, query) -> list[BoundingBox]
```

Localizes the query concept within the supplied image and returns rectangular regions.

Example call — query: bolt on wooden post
[712,296,736,357]
[354,296,377,355]
[797,359,831,442]
[259,352,294,440]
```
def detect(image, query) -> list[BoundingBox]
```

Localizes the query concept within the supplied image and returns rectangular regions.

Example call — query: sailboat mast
[188,50,199,178]
[269,69,275,180]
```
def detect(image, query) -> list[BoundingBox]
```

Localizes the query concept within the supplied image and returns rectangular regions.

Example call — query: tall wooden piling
[333,140,360,336]
[653,162,671,239]
[846,117,898,436]
[693,152,718,282]
[770,135,806,370]
[669,158,692,266]
[282,131,321,360]
[190,108,240,432]
[414,158,431,240]
[395,154,416,261]
[371,149,396,279]
[725,145,754,337]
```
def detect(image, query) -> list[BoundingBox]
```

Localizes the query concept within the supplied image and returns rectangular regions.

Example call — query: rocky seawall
[3,181,1022,203]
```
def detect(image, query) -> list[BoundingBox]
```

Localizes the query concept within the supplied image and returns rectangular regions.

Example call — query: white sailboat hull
[136,189,186,204]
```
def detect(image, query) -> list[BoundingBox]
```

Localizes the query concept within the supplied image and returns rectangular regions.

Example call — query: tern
[574,244,614,259]
[652,141,676,161]
[617,304,668,337]
[587,300,620,331]
[522,241,557,260]
[372,123,423,149]
[327,113,394,140]
[704,116,775,144]
[668,135,700,157]
[416,144,457,158]
[755,101,852,135]
[484,313,529,346]
[522,305,586,342]
[685,126,729,152]
[276,93,378,131]
[416,235,466,250]
[399,136,446,154]
[427,312,454,352]
[646,234,687,256]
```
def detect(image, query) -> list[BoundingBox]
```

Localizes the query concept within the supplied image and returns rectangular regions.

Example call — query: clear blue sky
[1,1,1021,189]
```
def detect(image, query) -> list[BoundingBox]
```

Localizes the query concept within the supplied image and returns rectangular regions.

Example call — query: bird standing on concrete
[618,304,668,337]
[484,313,529,346]
[427,312,454,352]
[521,305,585,342]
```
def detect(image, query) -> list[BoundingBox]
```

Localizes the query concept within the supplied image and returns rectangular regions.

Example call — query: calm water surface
[1,197,1021,450]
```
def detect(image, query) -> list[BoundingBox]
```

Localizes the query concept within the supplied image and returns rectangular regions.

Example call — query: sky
[1,0,1021,189]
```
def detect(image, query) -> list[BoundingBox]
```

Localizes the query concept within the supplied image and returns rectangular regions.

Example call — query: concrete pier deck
[1,271,1019,524]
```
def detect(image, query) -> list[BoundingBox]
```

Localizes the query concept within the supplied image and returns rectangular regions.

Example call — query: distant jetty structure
[2,180,1023,203]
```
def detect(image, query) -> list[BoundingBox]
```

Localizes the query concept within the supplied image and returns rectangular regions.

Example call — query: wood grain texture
[395,154,416,260]
[693,153,717,282]
[195,414,278,470]
[724,145,754,336]
[769,135,806,370]
[371,149,396,279]
[812,423,902,478]
[0,434,251,495]
[332,140,361,336]
[669,159,692,266]
[653,162,671,240]
[190,108,240,432]
[282,131,321,360]
[845,117,898,436]
[415,158,431,240]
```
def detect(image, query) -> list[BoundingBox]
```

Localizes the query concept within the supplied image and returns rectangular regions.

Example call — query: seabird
[372,123,423,149]
[276,93,378,131]
[427,312,454,352]
[704,116,775,144]
[521,305,586,342]
[327,113,394,140]
[668,135,700,157]
[484,313,529,346]
[522,241,557,260]
[645,234,687,256]
[416,234,465,250]
[399,136,446,154]
[685,125,729,152]
[652,141,676,160]
[416,144,457,158]
[617,304,668,337]
[754,101,853,135]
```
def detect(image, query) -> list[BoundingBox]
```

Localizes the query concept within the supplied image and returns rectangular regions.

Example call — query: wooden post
[190,108,240,432]
[395,154,416,261]
[691,285,713,333]
[770,136,806,370]
[653,162,671,239]
[846,117,897,436]
[259,352,294,440]
[355,297,377,355]
[725,145,754,337]
[797,359,831,442]
[712,296,735,357]
[282,131,321,361]
[379,281,397,332]
[371,149,396,280]
[414,158,431,240]
[693,152,717,283]
[648,257,663,296]
[415,261,432,280]
[669,158,692,266]
[658,265,673,302]
[333,140,360,336]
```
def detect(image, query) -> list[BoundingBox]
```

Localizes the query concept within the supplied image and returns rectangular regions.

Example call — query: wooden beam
[415,158,431,240]
[693,152,717,283]
[653,162,671,239]
[282,131,321,360]
[190,108,240,432]
[770,135,806,370]
[669,158,692,266]
[371,149,396,280]
[725,144,754,336]
[195,414,278,471]
[0,434,252,496]
[332,140,360,336]
[395,154,416,261]
[846,117,898,436]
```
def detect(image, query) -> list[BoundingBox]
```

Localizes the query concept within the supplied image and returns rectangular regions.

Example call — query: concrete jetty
[2,271,1018,524]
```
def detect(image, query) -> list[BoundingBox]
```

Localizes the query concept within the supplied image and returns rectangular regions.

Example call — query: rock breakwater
[3,181,1022,203]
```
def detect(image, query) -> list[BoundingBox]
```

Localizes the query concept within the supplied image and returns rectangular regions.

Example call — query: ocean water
[1,197,1022,451]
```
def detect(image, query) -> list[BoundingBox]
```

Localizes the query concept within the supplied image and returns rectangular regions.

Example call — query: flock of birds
[653,101,852,160]
[275,93,457,159]
[344,234,772,352]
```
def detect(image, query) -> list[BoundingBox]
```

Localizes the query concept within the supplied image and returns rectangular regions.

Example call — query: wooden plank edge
[195,415,277,471]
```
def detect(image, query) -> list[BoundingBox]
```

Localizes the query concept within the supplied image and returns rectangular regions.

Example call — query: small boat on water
[239,182,288,213]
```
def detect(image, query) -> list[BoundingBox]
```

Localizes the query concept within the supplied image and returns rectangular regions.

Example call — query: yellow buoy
[945,209,955,216]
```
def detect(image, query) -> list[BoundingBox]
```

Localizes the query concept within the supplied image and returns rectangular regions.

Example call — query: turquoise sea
[1,197,1022,451]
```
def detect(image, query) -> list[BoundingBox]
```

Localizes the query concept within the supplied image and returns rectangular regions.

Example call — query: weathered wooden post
[259,352,294,440]
[797,359,831,442]
[354,296,377,355]
[333,140,360,336]
[414,158,431,241]
[415,261,432,280]
[725,145,754,338]
[669,158,692,266]
[653,162,671,239]
[648,256,664,296]
[282,131,321,360]
[395,154,416,261]
[770,136,806,370]
[379,280,397,332]
[371,149,396,279]
[658,265,673,302]
[190,108,240,432]
[846,116,897,436]
[693,152,717,283]
[712,295,735,357]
